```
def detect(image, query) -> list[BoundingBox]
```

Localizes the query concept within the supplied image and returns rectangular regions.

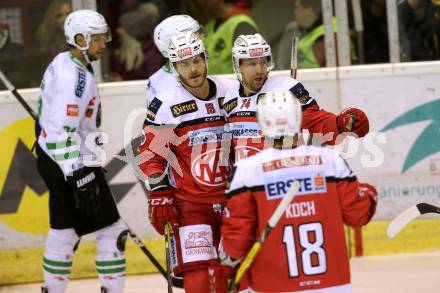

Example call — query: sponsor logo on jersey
[179,224,216,263]
[177,47,192,59]
[249,48,264,57]
[223,98,238,114]
[231,122,262,138]
[75,68,86,98]
[147,97,162,120]
[234,111,254,117]
[218,97,225,109]
[205,103,216,114]
[67,104,79,117]
[171,100,198,117]
[264,171,327,200]
[191,148,231,186]
[204,115,223,122]
[262,156,323,172]
[188,127,231,145]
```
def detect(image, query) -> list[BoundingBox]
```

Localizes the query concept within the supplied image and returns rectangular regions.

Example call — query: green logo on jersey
[381,99,440,173]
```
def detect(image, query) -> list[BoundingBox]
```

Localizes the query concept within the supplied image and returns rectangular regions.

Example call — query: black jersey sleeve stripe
[226,185,265,198]
[326,176,358,182]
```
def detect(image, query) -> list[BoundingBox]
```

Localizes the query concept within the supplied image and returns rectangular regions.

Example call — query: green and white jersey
[37,52,102,176]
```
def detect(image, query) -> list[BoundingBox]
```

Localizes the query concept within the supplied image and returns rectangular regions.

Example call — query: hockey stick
[229,181,300,291]
[0,69,184,288]
[387,203,440,239]
[290,36,299,79]
[164,221,174,293]
[0,69,38,120]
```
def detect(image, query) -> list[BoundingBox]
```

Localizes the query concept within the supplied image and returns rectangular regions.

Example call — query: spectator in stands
[35,0,71,68]
[277,0,334,69]
[187,0,259,74]
[108,3,164,81]
[398,0,440,61]
[361,0,389,64]
[0,22,29,90]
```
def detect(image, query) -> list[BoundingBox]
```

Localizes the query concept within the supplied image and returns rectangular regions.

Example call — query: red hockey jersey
[222,76,339,161]
[139,77,236,203]
[222,145,376,292]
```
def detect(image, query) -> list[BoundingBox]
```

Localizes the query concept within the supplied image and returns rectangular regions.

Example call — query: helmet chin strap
[81,50,91,65]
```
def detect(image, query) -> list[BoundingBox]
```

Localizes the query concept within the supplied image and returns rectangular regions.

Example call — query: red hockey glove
[336,108,369,137]
[208,261,236,293]
[147,189,178,235]
[358,183,378,219]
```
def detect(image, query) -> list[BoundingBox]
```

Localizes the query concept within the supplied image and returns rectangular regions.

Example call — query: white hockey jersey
[37,52,103,176]
[139,76,238,203]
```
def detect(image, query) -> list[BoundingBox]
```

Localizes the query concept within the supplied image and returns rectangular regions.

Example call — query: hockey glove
[336,107,369,138]
[358,182,378,219]
[67,167,100,215]
[208,260,236,293]
[148,189,178,235]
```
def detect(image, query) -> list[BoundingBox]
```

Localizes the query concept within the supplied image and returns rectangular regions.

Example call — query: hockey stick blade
[387,203,440,239]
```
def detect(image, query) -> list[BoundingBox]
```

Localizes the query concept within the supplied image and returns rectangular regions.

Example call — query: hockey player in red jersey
[223,33,369,161]
[139,31,237,292]
[210,91,378,292]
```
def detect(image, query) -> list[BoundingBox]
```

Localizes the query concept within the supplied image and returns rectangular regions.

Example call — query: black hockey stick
[387,203,440,239]
[0,69,38,120]
[0,69,184,288]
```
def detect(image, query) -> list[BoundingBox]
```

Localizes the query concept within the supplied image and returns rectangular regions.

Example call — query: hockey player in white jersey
[147,15,203,102]
[223,34,370,161]
[35,10,127,293]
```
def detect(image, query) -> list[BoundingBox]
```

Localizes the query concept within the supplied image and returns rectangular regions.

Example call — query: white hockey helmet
[232,33,274,82]
[64,9,111,51]
[154,15,200,58]
[168,31,207,78]
[257,91,302,139]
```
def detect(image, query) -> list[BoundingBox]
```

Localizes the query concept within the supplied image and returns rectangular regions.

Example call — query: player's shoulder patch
[74,67,87,98]
[146,97,163,121]
[290,81,312,105]
[170,100,198,117]
[223,97,238,114]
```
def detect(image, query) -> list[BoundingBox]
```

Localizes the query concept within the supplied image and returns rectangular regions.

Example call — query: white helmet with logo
[232,33,274,83]
[257,91,302,139]
[168,31,207,78]
[64,9,111,51]
[154,15,200,58]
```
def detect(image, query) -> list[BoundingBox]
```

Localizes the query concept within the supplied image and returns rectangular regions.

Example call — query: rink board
[1,62,440,284]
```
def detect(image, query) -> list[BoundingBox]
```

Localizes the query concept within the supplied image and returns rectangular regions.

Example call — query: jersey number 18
[282,222,327,277]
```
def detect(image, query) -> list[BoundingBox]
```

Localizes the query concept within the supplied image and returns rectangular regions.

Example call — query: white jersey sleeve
[146,66,176,104]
